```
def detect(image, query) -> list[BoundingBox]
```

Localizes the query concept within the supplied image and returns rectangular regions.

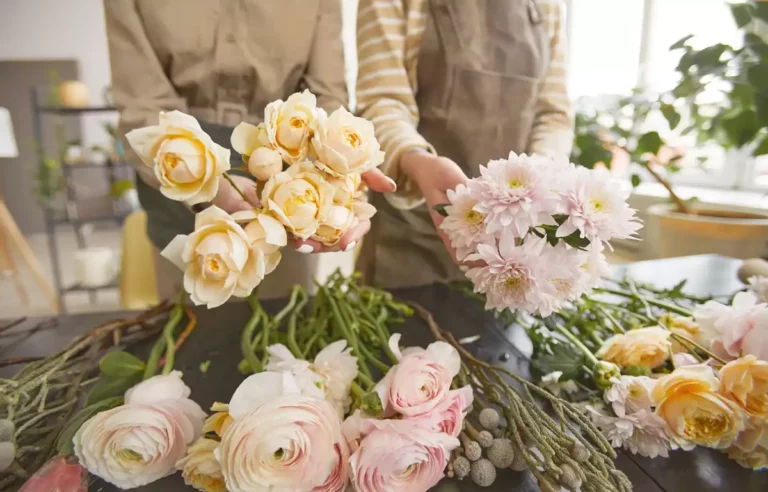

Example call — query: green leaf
[670,34,694,51]
[56,397,124,456]
[85,373,143,407]
[660,104,681,130]
[748,64,768,91]
[755,135,768,156]
[691,44,728,70]
[746,33,768,58]
[636,131,664,156]
[757,3,768,22]
[99,351,145,378]
[730,2,755,28]
[721,110,761,147]
[433,204,449,217]
[630,174,642,188]
[562,232,591,250]
[531,341,586,381]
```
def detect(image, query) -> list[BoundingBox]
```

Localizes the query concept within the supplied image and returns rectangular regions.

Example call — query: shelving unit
[30,89,130,313]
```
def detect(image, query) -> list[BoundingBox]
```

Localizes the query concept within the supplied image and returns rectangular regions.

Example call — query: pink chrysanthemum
[468,152,559,237]
[440,184,495,261]
[557,167,642,242]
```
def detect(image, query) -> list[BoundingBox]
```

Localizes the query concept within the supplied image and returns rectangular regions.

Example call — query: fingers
[361,169,397,193]
[339,218,371,252]
[289,219,371,254]
[291,238,323,254]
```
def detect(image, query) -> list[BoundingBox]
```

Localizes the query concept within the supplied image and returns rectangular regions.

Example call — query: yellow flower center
[400,464,417,477]
[590,200,604,212]
[274,448,285,460]
[117,449,143,463]
[465,210,484,224]
[289,117,305,129]
[206,258,221,273]
[165,153,182,169]
[684,412,729,441]
[508,178,524,188]
[343,128,362,148]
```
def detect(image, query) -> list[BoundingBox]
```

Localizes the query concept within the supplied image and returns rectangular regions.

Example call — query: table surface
[3,254,766,492]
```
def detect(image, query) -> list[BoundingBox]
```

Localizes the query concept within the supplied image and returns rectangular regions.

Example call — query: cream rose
[262,161,335,240]
[230,122,283,181]
[719,355,768,419]
[375,334,461,417]
[659,313,705,353]
[652,365,745,449]
[728,419,768,470]
[265,90,318,163]
[311,107,385,176]
[126,111,230,205]
[596,326,672,369]
[73,372,206,489]
[217,372,345,492]
[176,438,226,492]
[162,206,284,308]
[310,174,376,246]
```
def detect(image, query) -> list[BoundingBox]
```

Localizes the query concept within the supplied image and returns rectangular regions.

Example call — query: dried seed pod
[470,458,497,487]
[477,430,494,448]
[478,408,500,430]
[570,441,590,463]
[558,463,583,491]
[486,438,515,469]
[453,456,471,480]
[509,442,528,471]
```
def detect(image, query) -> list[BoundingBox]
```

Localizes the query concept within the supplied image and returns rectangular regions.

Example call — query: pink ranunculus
[73,371,206,489]
[375,334,461,417]
[313,438,351,492]
[694,292,768,361]
[19,456,87,492]
[405,386,473,438]
[349,420,459,492]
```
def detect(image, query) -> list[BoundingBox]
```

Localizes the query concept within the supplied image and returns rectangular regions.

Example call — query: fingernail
[343,241,357,252]
[297,244,314,254]
[385,176,397,192]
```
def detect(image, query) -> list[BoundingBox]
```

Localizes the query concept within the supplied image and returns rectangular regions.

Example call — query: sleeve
[303,0,349,112]
[104,0,188,187]
[527,0,575,159]
[355,0,434,210]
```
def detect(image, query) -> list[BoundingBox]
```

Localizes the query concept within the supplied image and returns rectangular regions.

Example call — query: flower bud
[361,391,384,417]
[570,441,590,463]
[479,408,501,430]
[470,459,497,487]
[248,147,283,181]
[453,456,471,480]
[558,463,583,491]
[487,438,515,469]
[463,441,482,462]
[593,360,621,389]
[477,430,494,448]
[623,364,652,377]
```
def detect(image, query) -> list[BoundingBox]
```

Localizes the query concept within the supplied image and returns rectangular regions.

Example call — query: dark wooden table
[3,255,766,491]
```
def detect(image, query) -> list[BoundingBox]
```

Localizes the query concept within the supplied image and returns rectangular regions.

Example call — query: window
[567,0,762,191]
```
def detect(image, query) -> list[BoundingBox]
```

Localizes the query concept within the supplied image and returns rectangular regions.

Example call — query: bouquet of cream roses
[125,90,382,308]
[520,276,768,471]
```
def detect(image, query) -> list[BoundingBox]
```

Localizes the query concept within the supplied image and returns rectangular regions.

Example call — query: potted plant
[571,1,768,259]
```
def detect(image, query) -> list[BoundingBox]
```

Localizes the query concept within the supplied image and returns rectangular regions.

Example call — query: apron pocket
[446,68,539,164]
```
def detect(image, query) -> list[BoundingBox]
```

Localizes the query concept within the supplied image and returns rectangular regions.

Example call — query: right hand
[211,175,261,214]
[400,150,470,264]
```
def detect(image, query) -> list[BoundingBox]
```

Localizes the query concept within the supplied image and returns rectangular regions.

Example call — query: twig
[0,317,27,334]
[159,304,198,368]
[0,356,44,368]
[645,160,690,214]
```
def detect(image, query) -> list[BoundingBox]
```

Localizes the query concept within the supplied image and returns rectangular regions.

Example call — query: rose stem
[242,294,264,373]
[670,332,726,365]
[594,288,693,317]
[222,173,250,203]
[552,323,600,367]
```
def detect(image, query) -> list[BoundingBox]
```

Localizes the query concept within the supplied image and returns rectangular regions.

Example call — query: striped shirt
[356,0,574,209]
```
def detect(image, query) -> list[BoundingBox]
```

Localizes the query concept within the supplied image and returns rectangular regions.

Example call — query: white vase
[645,202,768,259]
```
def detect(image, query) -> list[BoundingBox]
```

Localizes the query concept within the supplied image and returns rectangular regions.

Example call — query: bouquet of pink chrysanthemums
[439,152,642,316]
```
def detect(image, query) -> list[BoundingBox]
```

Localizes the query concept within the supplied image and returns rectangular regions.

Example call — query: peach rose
[311,107,384,176]
[659,313,706,353]
[176,438,226,492]
[718,355,768,419]
[652,365,745,449]
[265,90,318,163]
[126,111,230,205]
[727,418,768,470]
[596,326,672,369]
[230,122,283,181]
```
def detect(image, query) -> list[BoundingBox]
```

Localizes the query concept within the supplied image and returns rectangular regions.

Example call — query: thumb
[361,169,397,193]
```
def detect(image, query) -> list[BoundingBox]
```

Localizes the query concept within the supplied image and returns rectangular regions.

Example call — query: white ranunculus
[265,90,318,164]
[73,372,206,489]
[262,161,335,240]
[311,107,384,176]
[126,111,230,205]
[217,372,345,491]
[162,206,283,308]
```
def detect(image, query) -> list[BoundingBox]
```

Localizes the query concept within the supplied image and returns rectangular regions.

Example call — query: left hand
[291,168,396,253]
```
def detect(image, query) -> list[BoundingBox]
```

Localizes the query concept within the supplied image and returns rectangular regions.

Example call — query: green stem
[553,323,599,368]
[161,303,185,376]
[595,288,693,317]
[287,289,308,357]
[594,305,626,333]
[144,303,184,380]
[670,333,726,365]
[357,342,391,373]
[241,294,263,373]
[326,290,373,381]
[222,173,249,203]
[302,318,328,358]
[350,381,367,400]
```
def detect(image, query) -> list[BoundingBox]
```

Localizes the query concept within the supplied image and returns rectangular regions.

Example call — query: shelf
[62,281,118,294]
[37,106,117,114]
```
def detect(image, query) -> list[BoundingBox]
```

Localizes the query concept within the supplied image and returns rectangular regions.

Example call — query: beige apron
[364,0,549,289]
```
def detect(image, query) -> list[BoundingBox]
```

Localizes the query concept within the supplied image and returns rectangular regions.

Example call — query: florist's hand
[211,175,260,213]
[291,168,397,254]
[401,151,470,264]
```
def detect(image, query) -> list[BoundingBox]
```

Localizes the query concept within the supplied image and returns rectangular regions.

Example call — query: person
[356,0,574,288]
[105,0,394,299]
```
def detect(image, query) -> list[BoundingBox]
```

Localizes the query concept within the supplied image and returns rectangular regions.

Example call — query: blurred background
[0,0,767,318]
